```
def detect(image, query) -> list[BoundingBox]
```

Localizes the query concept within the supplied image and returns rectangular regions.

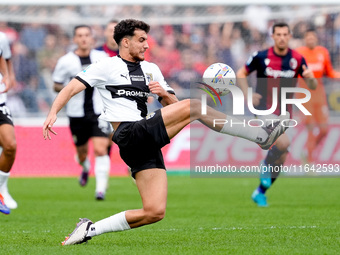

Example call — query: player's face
[127,29,149,62]
[73,27,93,50]
[272,26,291,51]
[305,31,318,49]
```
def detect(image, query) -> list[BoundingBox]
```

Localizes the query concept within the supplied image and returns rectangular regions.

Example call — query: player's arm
[150,64,178,106]
[236,66,262,106]
[52,57,70,93]
[0,34,13,92]
[149,81,178,107]
[324,49,340,78]
[7,59,16,87]
[2,58,16,93]
[0,55,10,92]
[236,66,250,96]
[301,64,317,90]
[43,78,86,139]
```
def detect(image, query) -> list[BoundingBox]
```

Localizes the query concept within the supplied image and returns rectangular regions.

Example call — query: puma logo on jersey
[120,74,128,80]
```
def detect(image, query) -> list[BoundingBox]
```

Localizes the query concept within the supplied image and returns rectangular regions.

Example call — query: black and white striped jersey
[76,55,175,122]
[53,49,108,117]
[0,32,11,104]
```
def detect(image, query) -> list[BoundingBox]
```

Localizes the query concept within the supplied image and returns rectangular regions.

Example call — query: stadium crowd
[1,4,340,116]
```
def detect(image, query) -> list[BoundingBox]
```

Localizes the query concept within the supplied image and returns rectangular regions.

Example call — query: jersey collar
[118,54,140,67]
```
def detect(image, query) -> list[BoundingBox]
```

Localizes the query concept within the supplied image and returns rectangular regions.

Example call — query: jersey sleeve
[52,58,69,84]
[152,63,175,95]
[75,59,109,88]
[245,51,259,74]
[0,34,11,59]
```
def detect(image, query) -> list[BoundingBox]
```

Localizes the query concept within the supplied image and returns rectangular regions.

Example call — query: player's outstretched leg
[61,169,167,245]
[161,99,290,150]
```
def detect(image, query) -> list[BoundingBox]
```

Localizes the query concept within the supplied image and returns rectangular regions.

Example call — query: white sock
[220,116,268,143]
[0,174,8,193]
[76,156,91,173]
[87,211,130,237]
[95,155,110,193]
[0,170,10,191]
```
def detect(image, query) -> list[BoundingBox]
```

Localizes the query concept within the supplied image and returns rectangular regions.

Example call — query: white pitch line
[146,225,318,232]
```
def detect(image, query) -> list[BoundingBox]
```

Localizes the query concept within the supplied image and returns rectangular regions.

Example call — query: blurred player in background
[237,22,317,207]
[0,31,17,214]
[96,19,119,159]
[296,28,340,163]
[53,25,111,200]
[96,19,119,57]
[43,19,288,245]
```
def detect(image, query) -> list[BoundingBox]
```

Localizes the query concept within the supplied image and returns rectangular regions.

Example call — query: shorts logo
[146,112,155,120]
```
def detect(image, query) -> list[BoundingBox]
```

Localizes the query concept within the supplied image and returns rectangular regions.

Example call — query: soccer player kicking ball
[237,22,317,207]
[43,19,288,245]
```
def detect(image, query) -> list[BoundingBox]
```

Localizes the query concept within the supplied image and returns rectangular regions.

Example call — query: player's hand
[302,65,314,79]
[148,81,167,98]
[302,65,317,90]
[147,96,155,104]
[43,114,58,140]
[252,93,262,107]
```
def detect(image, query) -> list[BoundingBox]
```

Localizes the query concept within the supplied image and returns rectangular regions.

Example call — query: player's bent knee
[3,141,17,156]
[275,134,290,151]
[144,208,166,224]
[179,98,191,110]
[276,142,290,152]
[280,140,290,150]
[188,99,202,118]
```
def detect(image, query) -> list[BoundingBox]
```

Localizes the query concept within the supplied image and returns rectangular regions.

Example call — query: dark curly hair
[113,19,150,45]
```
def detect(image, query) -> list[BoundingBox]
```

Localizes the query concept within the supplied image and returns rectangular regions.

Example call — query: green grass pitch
[0,175,339,254]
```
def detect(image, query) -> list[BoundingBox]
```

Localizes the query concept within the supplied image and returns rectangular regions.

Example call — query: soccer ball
[202,63,236,96]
